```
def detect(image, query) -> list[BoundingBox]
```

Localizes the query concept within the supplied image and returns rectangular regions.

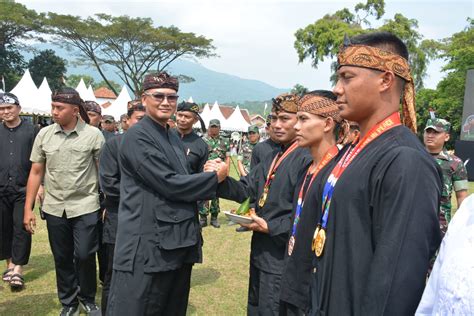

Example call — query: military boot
[210,215,220,228]
[199,214,207,228]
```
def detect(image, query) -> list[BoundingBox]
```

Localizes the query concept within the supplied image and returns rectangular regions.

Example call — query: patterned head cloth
[297,91,350,145]
[272,93,299,114]
[52,88,90,124]
[177,101,206,132]
[0,92,20,106]
[127,99,143,110]
[337,38,417,133]
[84,101,101,115]
[142,72,179,92]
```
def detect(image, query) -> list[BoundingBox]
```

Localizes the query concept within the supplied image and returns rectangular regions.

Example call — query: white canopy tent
[221,105,250,132]
[193,103,211,129]
[75,79,89,101]
[187,96,194,103]
[102,85,131,120]
[86,85,98,103]
[37,77,52,114]
[10,69,48,114]
[207,101,227,126]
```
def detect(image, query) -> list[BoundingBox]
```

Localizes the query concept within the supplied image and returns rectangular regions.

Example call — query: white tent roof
[207,102,227,126]
[221,105,250,132]
[37,77,52,114]
[187,96,194,103]
[86,85,98,103]
[75,79,89,101]
[10,69,47,114]
[194,103,212,129]
[102,85,131,120]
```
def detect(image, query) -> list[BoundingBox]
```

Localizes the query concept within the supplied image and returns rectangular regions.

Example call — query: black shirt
[250,138,280,170]
[0,119,38,192]
[99,134,123,244]
[172,129,209,174]
[113,116,218,273]
[309,126,442,316]
[218,144,312,274]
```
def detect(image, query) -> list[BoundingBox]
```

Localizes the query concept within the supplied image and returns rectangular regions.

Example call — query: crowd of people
[0,31,472,316]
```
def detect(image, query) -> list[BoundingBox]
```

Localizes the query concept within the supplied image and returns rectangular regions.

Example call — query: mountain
[26,44,287,103]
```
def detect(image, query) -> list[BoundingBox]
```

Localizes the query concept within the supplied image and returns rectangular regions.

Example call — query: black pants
[45,211,99,307]
[107,251,193,316]
[248,262,282,316]
[0,187,31,265]
[97,217,107,283]
[101,242,115,315]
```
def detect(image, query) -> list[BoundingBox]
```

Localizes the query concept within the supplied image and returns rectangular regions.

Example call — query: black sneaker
[59,305,79,316]
[210,217,220,228]
[79,300,102,316]
[236,226,250,232]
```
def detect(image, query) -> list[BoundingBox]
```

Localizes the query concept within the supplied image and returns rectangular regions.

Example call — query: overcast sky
[19,0,473,90]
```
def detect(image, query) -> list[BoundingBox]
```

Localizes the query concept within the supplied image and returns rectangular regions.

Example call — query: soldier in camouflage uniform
[201,119,230,228]
[423,118,469,236]
[237,125,260,177]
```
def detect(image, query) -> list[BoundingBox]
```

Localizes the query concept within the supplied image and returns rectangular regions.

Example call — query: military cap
[248,124,259,134]
[84,101,102,115]
[209,119,221,127]
[102,115,115,123]
[425,118,451,133]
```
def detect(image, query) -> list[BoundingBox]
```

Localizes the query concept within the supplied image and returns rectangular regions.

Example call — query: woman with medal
[279,90,349,316]
[308,32,442,316]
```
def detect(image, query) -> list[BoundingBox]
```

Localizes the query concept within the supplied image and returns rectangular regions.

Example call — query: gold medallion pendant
[288,235,295,256]
[314,228,326,257]
[311,226,320,252]
[258,188,268,208]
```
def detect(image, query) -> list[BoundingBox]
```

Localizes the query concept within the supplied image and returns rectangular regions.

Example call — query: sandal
[9,273,24,291]
[2,268,13,282]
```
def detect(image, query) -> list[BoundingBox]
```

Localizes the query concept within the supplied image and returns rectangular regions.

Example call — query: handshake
[204,159,229,183]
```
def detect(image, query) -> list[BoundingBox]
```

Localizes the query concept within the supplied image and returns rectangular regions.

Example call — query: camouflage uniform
[200,133,230,218]
[238,141,257,174]
[434,149,468,234]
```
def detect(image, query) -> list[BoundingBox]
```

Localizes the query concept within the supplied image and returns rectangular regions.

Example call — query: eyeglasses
[144,92,179,104]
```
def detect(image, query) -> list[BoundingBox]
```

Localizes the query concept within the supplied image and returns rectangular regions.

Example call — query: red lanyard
[263,141,299,188]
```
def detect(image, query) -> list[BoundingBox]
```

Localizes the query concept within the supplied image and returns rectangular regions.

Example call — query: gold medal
[311,226,320,252]
[288,235,295,256]
[258,188,268,208]
[314,228,326,257]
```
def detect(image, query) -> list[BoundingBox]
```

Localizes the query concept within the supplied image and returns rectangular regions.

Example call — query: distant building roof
[94,87,117,99]
[250,114,266,127]
[219,105,251,124]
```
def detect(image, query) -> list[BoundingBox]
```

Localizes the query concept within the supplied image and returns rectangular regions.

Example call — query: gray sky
[20,0,473,90]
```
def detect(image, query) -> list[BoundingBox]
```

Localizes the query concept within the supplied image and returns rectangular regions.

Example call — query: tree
[45,13,216,97]
[28,49,67,91]
[93,80,121,92]
[66,74,95,88]
[416,19,473,147]
[0,1,44,90]
[294,0,436,88]
[291,84,309,96]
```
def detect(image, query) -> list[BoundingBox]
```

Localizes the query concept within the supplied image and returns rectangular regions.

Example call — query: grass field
[0,177,473,315]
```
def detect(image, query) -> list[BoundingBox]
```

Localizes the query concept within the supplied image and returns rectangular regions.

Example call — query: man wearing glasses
[107,72,228,316]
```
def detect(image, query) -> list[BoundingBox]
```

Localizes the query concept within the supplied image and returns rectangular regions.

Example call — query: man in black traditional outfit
[250,113,280,170]
[307,32,442,316]
[106,72,228,316]
[173,101,209,174]
[98,100,145,314]
[279,90,349,316]
[206,93,312,315]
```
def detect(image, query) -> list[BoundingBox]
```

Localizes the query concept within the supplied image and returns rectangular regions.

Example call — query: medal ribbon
[261,141,299,194]
[291,145,339,238]
[319,112,402,230]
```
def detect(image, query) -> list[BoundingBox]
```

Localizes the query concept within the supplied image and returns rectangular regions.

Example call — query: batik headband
[272,93,299,114]
[337,43,417,133]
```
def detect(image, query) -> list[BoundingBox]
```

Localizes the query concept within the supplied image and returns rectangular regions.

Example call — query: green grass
[1,170,473,315]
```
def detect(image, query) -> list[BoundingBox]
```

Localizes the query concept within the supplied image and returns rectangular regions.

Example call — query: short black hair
[350,32,409,60]
[306,90,337,101]
[127,104,146,118]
